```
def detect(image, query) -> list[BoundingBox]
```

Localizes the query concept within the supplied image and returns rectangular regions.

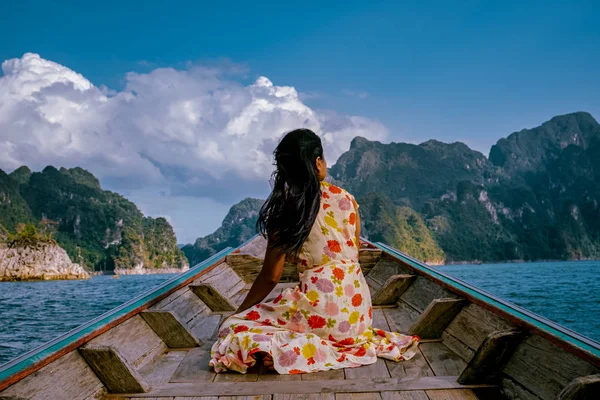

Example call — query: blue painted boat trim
[375,242,600,359]
[0,247,234,384]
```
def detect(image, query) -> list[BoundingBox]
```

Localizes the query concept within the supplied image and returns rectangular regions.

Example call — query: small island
[0,224,90,281]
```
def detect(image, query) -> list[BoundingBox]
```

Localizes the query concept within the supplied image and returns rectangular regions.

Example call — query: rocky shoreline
[0,243,90,282]
[113,264,190,275]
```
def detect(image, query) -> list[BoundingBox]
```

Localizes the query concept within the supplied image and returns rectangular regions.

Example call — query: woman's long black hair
[256,129,323,256]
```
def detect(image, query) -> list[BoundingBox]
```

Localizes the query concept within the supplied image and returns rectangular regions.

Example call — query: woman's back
[297,181,359,271]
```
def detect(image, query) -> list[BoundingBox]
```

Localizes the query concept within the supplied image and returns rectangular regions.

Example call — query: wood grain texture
[558,373,600,400]
[336,393,382,400]
[372,275,416,306]
[257,364,301,381]
[213,363,260,382]
[189,284,237,312]
[498,377,541,400]
[399,277,458,313]
[226,254,299,284]
[107,376,495,397]
[358,249,383,276]
[419,343,467,376]
[141,311,202,348]
[300,368,344,381]
[385,349,434,379]
[274,394,334,400]
[189,313,222,342]
[372,308,391,331]
[384,302,420,334]
[86,315,166,369]
[503,335,600,400]
[0,350,103,400]
[151,289,210,326]
[425,389,479,400]
[79,345,150,393]
[457,330,524,384]
[344,359,390,379]
[444,304,516,353]
[170,347,216,383]
[380,391,429,400]
[141,351,186,386]
[408,299,466,339]
[440,332,474,364]
[366,259,412,288]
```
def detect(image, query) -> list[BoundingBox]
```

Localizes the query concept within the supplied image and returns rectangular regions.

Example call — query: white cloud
[0,53,389,241]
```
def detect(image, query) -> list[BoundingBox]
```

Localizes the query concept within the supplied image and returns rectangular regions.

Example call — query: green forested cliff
[0,166,187,272]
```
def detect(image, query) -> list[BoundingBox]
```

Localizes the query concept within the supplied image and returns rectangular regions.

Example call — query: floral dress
[209,181,420,374]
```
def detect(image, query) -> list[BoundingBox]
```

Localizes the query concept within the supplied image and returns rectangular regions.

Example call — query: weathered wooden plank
[220,396,272,400]
[444,304,516,353]
[399,277,458,313]
[336,393,382,400]
[109,376,496,397]
[142,310,202,348]
[213,363,260,382]
[189,313,223,341]
[408,299,466,339]
[503,335,600,400]
[141,351,187,386]
[170,347,216,383]
[385,349,434,379]
[419,342,467,376]
[153,289,210,326]
[373,308,391,331]
[239,236,268,258]
[345,359,390,379]
[0,350,103,400]
[366,259,412,287]
[79,345,150,393]
[425,389,479,400]
[190,284,237,312]
[86,315,166,369]
[274,394,335,400]
[499,377,541,400]
[359,249,383,275]
[558,374,600,400]
[458,330,524,384]
[380,391,428,400]
[440,332,474,363]
[300,368,345,381]
[384,302,420,334]
[372,275,416,306]
[226,254,299,284]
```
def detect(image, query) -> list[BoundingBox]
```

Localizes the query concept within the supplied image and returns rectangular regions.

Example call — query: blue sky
[1,0,599,242]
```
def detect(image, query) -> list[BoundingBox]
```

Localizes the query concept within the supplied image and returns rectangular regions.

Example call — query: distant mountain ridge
[0,166,188,273]
[187,111,600,264]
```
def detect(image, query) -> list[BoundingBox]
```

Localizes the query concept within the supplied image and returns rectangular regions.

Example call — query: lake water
[1,261,599,366]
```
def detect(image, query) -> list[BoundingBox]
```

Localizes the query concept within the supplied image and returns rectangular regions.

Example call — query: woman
[210,129,419,375]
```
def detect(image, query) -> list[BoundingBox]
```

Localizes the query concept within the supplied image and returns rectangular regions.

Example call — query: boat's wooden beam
[371,274,416,305]
[106,376,496,398]
[141,310,202,348]
[408,298,466,339]
[79,345,150,394]
[358,248,383,275]
[189,283,237,312]
[558,374,600,400]
[457,329,525,384]
[226,253,299,283]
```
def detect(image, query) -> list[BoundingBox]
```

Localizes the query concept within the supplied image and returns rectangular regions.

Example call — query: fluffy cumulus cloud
[0,53,388,241]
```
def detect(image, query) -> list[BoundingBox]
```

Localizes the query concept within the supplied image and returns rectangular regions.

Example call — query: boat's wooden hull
[0,236,598,400]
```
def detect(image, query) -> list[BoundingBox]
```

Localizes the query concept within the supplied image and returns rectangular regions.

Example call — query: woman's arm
[235,240,286,313]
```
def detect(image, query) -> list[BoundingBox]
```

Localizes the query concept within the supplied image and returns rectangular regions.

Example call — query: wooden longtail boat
[1,236,599,400]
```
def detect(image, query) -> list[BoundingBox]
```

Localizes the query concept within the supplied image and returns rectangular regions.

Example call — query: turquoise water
[1,261,599,366]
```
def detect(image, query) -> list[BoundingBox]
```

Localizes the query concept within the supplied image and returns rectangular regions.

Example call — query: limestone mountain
[0,166,187,272]
[334,111,600,262]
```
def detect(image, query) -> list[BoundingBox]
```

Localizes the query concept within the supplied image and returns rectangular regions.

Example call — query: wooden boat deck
[2,235,599,400]
[107,304,496,400]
